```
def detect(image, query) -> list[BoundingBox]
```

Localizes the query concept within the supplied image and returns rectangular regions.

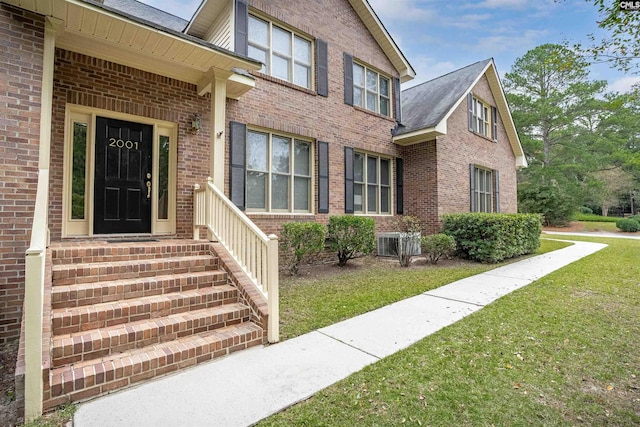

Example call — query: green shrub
[442,213,542,263]
[518,182,575,226]
[327,215,376,266]
[391,216,424,267]
[578,206,593,215]
[280,222,326,275]
[629,215,640,223]
[421,233,456,264]
[616,218,640,232]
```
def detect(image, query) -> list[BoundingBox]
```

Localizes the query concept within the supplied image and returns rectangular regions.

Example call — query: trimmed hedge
[442,213,543,263]
[616,218,640,233]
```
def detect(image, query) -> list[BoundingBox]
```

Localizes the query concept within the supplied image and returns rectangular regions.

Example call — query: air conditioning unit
[377,232,421,257]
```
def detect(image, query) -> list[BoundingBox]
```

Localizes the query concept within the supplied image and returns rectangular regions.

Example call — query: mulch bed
[0,339,20,427]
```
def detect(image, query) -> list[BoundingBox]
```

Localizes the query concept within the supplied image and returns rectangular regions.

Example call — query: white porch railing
[24,169,49,419]
[194,177,279,342]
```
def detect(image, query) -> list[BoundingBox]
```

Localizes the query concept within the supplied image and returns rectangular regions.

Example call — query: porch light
[190,114,201,135]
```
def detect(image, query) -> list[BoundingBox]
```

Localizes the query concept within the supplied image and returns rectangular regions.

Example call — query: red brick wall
[227,0,401,235]
[49,50,213,241]
[401,74,519,233]
[0,4,44,343]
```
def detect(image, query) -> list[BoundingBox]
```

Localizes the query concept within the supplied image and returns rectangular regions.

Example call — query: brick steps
[52,255,219,286]
[43,240,265,409]
[51,270,229,309]
[52,285,239,335]
[48,322,264,403]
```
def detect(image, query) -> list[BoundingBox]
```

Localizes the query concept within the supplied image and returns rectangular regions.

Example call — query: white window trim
[62,104,178,237]
[246,129,314,214]
[248,14,314,89]
[473,166,494,213]
[471,95,492,138]
[354,152,393,215]
[352,61,392,117]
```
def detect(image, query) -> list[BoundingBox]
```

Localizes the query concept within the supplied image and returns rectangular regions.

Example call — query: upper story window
[248,15,313,89]
[354,152,391,214]
[246,130,312,213]
[353,62,391,116]
[468,94,498,142]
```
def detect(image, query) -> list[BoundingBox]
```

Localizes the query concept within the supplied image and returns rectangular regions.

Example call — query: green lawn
[279,239,569,340]
[262,236,640,426]
[581,221,620,232]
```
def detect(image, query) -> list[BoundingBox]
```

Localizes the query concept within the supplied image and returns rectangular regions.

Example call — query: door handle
[146,181,151,199]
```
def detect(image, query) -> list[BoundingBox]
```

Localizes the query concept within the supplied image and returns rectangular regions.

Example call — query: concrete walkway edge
[73,239,607,427]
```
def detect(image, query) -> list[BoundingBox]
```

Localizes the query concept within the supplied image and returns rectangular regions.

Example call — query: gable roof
[394,58,527,167]
[186,0,415,83]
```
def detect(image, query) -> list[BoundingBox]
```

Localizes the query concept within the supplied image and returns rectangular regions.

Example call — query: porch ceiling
[5,0,262,87]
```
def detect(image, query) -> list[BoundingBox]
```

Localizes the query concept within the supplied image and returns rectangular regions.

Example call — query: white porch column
[205,69,232,188]
[25,16,61,421]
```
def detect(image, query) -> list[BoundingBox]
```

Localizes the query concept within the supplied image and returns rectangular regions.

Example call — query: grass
[278,239,569,340]
[581,221,620,232]
[261,235,640,426]
[22,404,76,427]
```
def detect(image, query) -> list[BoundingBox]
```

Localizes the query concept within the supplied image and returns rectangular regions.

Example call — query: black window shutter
[468,93,474,132]
[493,170,500,213]
[344,53,354,106]
[469,164,476,212]
[344,147,354,213]
[229,121,247,211]
[396,157,404,215]
[393,77,402,123]
[235,0,248,56]
[317,40,329,97]
[492,106,498,142]
[318,141,329,213]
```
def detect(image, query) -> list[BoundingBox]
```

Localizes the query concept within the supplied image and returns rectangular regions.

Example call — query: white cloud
[607,76,640,94]
[403,57,458,88]
[474,29,549,54]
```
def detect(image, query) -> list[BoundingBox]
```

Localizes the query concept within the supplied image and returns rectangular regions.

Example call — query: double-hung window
[354,153,391,214]
[471,166,493,213]
[468,94,498,141]
[353,63,391,116]
[248,15,312,89]
[246,130,312,212]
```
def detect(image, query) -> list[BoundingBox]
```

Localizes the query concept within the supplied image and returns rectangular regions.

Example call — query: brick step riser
[51,244,213,266]
[51,272,229,309]
[52,258,220,286]
[52,307,252,367]
[52,288,239,335]
[46,326,264,406]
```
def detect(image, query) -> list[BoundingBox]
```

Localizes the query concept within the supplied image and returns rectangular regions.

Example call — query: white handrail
[194,178,279,342]
[24,169,49,418]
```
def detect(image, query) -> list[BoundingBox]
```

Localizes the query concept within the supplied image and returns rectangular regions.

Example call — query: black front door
[94,117,153,234]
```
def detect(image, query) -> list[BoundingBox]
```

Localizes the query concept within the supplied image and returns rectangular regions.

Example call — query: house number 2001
[109,138,139,150]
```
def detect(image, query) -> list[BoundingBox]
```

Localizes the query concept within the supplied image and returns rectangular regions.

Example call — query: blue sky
[140,0,638,92]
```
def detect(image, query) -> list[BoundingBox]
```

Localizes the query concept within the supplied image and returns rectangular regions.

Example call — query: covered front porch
[6,0,279,420]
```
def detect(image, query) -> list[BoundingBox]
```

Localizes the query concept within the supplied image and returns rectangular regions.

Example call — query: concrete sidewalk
[73,239,607,427]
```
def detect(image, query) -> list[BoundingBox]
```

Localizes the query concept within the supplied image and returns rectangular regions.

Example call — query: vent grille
[377,232,421,257]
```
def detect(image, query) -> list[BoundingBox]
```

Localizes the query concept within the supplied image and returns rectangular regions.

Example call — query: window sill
[470,130,497,143]
[250,71,317,96]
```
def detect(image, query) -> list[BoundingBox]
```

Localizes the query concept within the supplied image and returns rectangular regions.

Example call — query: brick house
[0,0,525,418]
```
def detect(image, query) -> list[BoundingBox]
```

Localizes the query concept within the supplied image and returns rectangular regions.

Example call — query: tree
[589,169,636,216]
[505,44,607,221]
[575,0,640,74]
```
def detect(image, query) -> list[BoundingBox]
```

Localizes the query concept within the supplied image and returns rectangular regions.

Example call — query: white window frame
[246,130,313,213]
[473,167,493,213]
[352,62,391,117]
[354,152,392,215]
[247,14,313,89]
[471,96,491,138]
